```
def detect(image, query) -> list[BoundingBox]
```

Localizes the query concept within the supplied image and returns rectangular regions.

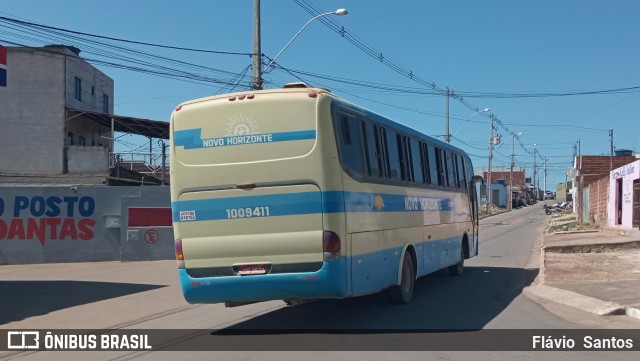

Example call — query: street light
[450,108,490,141]
[264,8,348,71]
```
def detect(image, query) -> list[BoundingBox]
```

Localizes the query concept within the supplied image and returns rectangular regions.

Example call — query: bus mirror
[472,175,484,184]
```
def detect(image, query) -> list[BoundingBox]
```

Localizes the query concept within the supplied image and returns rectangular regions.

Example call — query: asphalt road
[2,204,639,360]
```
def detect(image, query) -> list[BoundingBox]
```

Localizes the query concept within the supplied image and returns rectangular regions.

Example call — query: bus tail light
[323,231,341,261]
[175,238,185,269]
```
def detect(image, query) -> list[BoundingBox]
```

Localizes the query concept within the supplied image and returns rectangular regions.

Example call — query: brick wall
[483,171,526,188]
[588,176,609,226]
[579,156,637,187]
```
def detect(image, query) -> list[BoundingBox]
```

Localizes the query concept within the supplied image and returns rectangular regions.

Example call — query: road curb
[528,233,640,322]
[525,284,625,316]
[626,306,640,320]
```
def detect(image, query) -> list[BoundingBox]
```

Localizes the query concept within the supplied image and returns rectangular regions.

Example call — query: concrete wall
[67,146,108,174]
[0,47,66,174]
[0,46,115,177]
[490,183,507,208]
[65,50,114,113]
[0,186,173,264]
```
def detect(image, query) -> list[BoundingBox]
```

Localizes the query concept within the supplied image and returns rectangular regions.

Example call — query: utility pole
[609,128,614,170]
[544,157,548,197]
[486,113,494,214]
[252,0,263,90]
[161,142,167,186]
[509,132,515,211]
[445,87,450,143]
[533,146,537,201]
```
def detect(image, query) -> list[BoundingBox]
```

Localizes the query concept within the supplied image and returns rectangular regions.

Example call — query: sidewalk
[527,228,640,320]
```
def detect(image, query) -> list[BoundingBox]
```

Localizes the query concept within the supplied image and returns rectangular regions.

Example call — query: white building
[0,45,169,185]
[0,45,114,176]
[608,160,640,229]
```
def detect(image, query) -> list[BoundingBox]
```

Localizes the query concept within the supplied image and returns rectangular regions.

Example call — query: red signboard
[0,44,6,87]
[128,207,172,227]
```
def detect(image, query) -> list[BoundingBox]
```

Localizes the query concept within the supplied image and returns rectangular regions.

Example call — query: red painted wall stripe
[0,45,6,65]
[128,207,172,227]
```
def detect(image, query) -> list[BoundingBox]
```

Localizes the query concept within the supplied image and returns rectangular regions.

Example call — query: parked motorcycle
[543,201,572,215]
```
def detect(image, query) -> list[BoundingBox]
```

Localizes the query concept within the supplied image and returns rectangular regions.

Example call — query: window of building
[74,77,82,101]
[103,94,109,113]
[79,136,86,146]
[67,132,74,146]
[91,86,95,95]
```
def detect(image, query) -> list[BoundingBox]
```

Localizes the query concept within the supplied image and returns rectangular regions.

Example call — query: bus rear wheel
[388,252,415,304]
[448,242,465,276]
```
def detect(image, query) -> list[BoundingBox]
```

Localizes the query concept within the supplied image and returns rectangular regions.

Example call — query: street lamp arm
[264,9,347,71]
[451,108,490,139]
[516,143,536,157]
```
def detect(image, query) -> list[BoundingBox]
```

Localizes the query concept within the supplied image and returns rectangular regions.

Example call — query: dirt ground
[544,249,640,284]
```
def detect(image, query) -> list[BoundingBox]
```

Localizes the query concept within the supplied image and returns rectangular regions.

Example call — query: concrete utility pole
[509,132,515,210]
[533,146,537,201]
[252,0,263,90]
[445,87,450,143]
[486,113,494,214]
[609,128,614,170]
[544,157,548,197]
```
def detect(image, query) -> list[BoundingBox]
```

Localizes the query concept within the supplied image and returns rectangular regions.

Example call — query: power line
[0,15,252,56]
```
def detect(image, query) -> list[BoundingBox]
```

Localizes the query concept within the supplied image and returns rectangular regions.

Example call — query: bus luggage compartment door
[173,184,324,276]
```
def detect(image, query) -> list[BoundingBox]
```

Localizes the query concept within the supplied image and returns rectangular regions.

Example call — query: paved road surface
[1,205,638,360]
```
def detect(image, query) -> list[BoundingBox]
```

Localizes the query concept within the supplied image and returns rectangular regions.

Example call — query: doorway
[633,179,639,229]
[616,178,623,225]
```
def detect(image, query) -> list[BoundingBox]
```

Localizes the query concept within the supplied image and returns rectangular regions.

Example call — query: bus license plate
[237,265,268,276]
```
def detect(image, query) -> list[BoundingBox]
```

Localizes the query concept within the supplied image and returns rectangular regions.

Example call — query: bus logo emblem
[224,115,259,136]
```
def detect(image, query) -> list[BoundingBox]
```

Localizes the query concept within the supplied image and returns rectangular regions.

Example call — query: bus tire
[388,252,415,304]
[448,242,465,276]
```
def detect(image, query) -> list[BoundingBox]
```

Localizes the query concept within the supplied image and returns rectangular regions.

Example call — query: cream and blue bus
[170,83,480,305]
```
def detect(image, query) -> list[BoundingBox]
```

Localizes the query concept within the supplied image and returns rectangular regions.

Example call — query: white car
[544,191,555,200]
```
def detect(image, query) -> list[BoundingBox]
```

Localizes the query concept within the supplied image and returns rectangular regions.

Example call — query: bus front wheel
[388,252,415,304]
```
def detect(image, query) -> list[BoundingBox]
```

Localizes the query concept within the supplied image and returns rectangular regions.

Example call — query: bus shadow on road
[0,280,165,325]
[216,266,538,332]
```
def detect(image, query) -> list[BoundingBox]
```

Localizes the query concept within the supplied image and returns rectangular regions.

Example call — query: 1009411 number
[225,206,271,219]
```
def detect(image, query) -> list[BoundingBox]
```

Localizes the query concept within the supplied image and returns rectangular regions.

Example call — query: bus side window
[379,127,389,177]
[434,147,447,186]
[428,144,440,186]
[446,151,457,189]
[398,134,410,181]
[421,142,432,185]
[362,121,381,177]
[457,154,467,189]
[338,114,366,176]
[385,129,402,180]
[410,139,424,184]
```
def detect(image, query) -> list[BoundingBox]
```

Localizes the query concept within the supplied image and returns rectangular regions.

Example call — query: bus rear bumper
[179,260,348,304]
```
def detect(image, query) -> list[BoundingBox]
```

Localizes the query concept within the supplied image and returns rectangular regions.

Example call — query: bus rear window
[172,94,317,165]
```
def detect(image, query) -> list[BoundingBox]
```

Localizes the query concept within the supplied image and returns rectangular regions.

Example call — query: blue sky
[1,0,639,189]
